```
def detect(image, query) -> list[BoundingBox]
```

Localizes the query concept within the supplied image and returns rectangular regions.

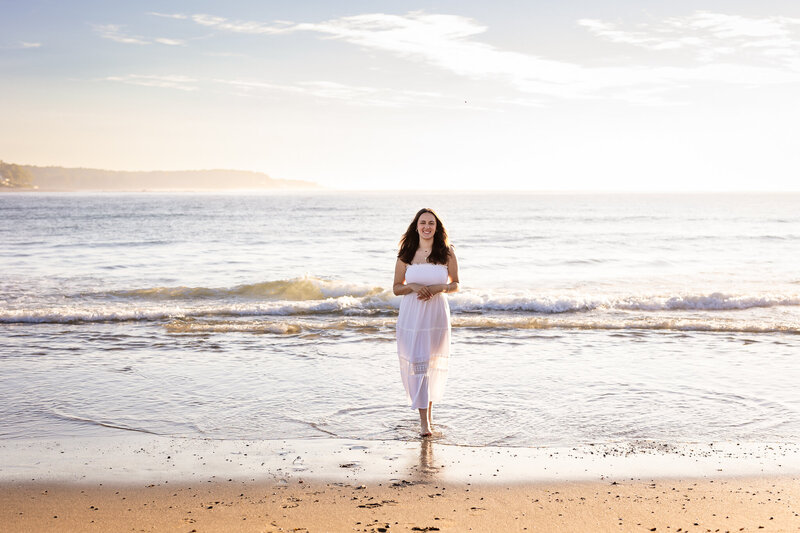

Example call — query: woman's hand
[407,283,433,300]
[413,284,446,301]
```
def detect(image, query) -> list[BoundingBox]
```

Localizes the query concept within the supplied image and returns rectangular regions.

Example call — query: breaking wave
[2,277,798,327]
[449,292,800,313]
[103,277,383,301]
[98,277,800,313]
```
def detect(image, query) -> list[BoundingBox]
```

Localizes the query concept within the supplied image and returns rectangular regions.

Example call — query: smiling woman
[393,208,460,437]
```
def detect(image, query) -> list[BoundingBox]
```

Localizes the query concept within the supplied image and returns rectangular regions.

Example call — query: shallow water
[1,191,799,446]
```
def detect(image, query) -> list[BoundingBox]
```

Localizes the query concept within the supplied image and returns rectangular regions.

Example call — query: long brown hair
[398,208,451,265]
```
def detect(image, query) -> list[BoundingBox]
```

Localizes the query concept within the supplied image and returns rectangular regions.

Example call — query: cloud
[211,77,478,108]
[93,23,185,46]
[176,12,597,99]
[2,41,43,50]
[103,74,198,91]
[154,38,185,46]
[189,13,294,34]
[100,73,485,109]
[147,12,188,20]
[157,11,800,104]
[93,24,150,45]
[579,12,800,63]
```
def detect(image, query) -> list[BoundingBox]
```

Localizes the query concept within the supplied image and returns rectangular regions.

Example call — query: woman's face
[417,212,437,241]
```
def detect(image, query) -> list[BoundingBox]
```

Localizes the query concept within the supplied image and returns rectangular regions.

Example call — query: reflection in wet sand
[415,438,440,478]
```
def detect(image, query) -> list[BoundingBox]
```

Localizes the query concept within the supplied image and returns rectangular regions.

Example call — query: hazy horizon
[3,1,800,191]
[5,160,800,193]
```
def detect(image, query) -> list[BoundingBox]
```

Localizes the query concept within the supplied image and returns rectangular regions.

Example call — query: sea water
[1,191,798,447]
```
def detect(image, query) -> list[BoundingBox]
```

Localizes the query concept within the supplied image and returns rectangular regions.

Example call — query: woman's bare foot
[419,408,432,437]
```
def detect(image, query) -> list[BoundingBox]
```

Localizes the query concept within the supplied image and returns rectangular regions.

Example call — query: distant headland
[0,160,319,191]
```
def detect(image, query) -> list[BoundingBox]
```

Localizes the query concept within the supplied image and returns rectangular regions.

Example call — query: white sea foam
[95,278,800,313]
[446,291,800,313]
[2,289,799,324]
[0,297,391,324]
[4,302,798,335]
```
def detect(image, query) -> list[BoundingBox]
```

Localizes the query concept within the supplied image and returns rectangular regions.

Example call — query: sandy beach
[5,476,799,533]
[2,435,799,532]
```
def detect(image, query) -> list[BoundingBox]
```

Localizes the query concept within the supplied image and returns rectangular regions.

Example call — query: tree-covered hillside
[0,162,318,190]
[0,161,35,188]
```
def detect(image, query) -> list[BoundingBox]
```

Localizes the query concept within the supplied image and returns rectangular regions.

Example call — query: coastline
[2,435,799,486]
[0,187,323,193]
[3,435,799,531]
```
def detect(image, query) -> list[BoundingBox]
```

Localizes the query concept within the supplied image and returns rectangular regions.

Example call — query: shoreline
[3,435,799,532]
[4,436,800,531]
[2,434,799,486]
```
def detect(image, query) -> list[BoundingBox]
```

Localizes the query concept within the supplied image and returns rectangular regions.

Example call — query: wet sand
[2,435,799,532]
[4,477,799,532]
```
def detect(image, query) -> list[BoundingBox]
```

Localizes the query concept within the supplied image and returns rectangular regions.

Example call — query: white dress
[396,263,451,409]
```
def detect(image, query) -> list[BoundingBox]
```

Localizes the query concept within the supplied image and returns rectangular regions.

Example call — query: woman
[393,208,459,437]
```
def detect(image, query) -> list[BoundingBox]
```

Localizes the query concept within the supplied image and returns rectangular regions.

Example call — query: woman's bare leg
[427,402,433,429]
[418,408,431,436]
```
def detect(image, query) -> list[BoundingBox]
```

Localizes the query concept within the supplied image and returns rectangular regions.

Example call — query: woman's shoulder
[446,244,458,266]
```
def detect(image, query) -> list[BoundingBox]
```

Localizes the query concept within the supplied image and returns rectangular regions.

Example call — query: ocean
[1,191,798,447]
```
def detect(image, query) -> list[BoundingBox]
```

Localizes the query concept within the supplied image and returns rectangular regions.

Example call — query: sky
[2,0,800,191]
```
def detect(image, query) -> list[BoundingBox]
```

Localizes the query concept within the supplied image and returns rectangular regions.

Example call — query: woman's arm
[393,258,412,295]
[393,258,432,298]
[426,246,460,297]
